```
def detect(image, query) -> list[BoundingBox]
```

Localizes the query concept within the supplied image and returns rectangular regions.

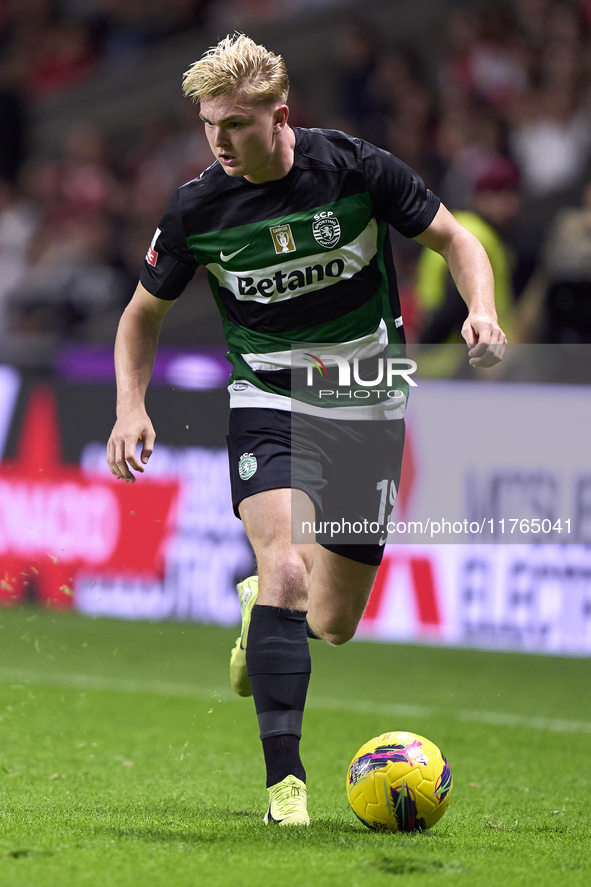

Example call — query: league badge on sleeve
[146,228,161,267]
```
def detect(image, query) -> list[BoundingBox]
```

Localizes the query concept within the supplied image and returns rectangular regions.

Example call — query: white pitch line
[311,696,591,734]
[0,668,224,701]
[1,667,591,735]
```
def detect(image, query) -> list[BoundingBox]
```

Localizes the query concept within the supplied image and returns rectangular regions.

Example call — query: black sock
[262,734,305,787]
[246,605,311,788]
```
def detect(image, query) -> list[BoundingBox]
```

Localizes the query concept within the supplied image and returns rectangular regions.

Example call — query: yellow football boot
[264,775,310,826]
[229,575,258,697]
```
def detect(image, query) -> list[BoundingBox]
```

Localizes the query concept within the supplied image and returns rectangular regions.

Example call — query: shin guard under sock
[246,605,311,787]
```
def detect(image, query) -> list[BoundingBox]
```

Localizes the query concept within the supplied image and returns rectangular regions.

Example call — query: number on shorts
[376,478,397,524]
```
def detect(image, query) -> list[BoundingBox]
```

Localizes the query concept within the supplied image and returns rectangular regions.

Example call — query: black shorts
[226,408,405,566]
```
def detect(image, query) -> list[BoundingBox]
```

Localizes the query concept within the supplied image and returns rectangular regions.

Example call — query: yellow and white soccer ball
[346,731,453,832]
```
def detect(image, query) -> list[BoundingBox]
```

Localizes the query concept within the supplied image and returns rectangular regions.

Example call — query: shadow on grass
[98,812,374,845]
[5,849,54,859]
[100,809,261,845]
[368,855,467,876]
[97,807,446,848]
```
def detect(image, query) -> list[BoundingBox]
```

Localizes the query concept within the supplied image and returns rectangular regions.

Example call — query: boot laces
[273,781,304,815]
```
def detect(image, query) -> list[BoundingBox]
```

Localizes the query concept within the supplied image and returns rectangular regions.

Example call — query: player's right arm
[107,282,177,482]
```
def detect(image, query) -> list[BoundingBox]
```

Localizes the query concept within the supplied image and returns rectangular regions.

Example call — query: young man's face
[199,92,289,184]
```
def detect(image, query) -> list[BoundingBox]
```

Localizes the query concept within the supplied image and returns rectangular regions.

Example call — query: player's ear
[273,104,289,130]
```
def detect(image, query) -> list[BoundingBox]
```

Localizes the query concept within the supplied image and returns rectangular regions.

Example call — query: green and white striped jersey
[141,127,440,419]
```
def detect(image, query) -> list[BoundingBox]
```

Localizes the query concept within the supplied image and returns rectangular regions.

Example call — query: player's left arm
[413,203,507,367]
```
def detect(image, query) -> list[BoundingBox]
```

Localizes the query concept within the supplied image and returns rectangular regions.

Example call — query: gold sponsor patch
[269,223,296,255]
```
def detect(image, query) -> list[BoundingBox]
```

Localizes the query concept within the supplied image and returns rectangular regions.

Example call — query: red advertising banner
[0,384,179,607]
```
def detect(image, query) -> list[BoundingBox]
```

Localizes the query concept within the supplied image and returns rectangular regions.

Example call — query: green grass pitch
[1,606,590,887]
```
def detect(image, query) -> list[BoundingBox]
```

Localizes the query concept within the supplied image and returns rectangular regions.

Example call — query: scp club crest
[312,210,341,249]
[238,452,258,481]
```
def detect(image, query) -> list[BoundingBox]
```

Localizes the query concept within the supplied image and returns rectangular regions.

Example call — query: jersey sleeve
[140,188,198,300]
[359,140,441,238]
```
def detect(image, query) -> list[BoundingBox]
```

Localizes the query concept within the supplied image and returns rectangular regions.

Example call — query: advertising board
[1,359,589,655]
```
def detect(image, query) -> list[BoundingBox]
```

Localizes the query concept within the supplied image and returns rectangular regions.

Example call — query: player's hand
[106,408,155,482]
[461,313,507,368]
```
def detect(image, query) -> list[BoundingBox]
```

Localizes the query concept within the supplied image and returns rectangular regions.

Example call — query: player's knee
[258,547,311,607]
[277,550,309,591]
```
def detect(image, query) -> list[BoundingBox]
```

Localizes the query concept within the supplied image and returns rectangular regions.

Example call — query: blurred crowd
[1,0,591,364]
[332,0,591,347]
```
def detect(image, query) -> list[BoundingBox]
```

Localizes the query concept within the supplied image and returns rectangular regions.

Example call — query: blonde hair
[183,34,289,105]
